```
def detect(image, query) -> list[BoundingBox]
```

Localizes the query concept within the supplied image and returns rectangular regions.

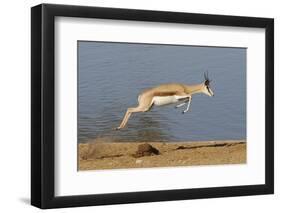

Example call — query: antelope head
[202,71,214,97]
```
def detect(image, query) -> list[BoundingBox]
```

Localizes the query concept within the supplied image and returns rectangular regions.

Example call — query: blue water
[78,41,246,143]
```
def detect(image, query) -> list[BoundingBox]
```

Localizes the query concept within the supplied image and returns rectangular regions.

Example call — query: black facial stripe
[207,86,211,93]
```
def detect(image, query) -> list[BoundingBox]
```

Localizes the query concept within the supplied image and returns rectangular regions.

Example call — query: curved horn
[204,72,207,80]
[204,71,210,81]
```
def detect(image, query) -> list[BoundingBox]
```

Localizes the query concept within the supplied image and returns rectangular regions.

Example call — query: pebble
[136,159,143,164]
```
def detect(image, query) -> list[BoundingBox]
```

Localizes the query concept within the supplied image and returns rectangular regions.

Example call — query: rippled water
[78,41,246,143]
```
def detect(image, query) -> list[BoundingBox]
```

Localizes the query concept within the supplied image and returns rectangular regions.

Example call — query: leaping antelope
[116,72,214,130]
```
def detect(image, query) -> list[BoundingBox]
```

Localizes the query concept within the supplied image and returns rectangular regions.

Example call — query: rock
[133,143,160,158]
[176,145,186,150]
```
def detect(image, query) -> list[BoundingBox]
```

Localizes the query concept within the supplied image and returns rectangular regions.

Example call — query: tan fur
[116,82,212,130]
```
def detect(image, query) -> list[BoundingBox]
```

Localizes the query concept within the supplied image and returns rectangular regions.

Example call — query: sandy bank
[79,140,246,170]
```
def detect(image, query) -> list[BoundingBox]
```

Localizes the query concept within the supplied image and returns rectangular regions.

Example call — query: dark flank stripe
[153,91,178,97]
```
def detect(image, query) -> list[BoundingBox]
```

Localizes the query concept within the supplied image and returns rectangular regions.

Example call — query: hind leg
[116,96,153,130]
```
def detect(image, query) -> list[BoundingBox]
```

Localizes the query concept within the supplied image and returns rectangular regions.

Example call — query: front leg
[182,96,192,114]
[175,95,190,108]
[175,101,187,108]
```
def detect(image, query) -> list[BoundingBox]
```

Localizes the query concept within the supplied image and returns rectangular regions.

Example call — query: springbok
[116,72,214,130]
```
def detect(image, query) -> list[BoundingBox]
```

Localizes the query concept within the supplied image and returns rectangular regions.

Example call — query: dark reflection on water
[78,41,246,143]
[124,113,172,142]
[79,107,172,142]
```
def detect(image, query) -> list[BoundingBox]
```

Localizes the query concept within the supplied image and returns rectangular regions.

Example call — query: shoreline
[79,140,246,171]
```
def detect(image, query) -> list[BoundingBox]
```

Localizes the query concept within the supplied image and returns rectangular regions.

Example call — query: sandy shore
[78,140,246,171]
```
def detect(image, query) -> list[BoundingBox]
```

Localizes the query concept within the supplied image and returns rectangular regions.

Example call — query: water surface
[78,41,246,143]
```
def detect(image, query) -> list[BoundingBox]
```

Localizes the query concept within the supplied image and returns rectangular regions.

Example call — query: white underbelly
[152,95,185,106]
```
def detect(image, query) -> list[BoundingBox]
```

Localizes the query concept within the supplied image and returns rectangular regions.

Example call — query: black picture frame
[31,3,274,209]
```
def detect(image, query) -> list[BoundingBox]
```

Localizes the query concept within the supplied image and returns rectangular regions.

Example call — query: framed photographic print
[31,3,274,209]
